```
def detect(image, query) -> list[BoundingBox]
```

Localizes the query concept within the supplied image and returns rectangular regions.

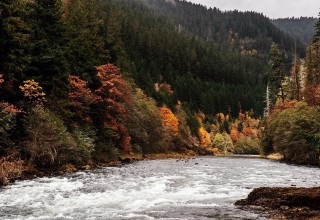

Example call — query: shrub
[126,88,172,153]
[0,157,24,186]
[212,133,233,154]
[64,129,95,164]
[268,102,320,165]
[0,103,21,154]
[233,136,260,155]
[24,107,97,166]
[23,107,75,166]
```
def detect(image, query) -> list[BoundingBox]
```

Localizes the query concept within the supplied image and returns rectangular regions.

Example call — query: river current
[1,156,320,220]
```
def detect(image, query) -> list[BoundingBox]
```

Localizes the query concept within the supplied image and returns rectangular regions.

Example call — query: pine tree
[62,0,109,81]
[27,0,69,100]
[0,0,32,80]
[306,12,320,87]
[268,43,286,106]
[313,12,320,43]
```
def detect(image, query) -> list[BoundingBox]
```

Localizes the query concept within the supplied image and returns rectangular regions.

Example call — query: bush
[212,133,233,154]
[24,107,97,166]
[64,129,95,164]
[233,136,261,155]
[126,89,172,154]
[0,157,24,186]
[24,107,75,166]
[0,103,20,154]
[268,102,320,165]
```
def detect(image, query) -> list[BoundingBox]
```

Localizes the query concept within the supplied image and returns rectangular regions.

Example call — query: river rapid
[1,156,320,220]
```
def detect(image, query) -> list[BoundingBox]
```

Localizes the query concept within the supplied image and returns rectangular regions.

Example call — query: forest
[272,17,317,45]
[0,0,320,186]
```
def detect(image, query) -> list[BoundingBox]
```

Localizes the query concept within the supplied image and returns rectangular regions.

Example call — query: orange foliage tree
[94,64,131,152]
[230,127,242,143]
[198,127,211,147]
[272,100,298,113]
[159,106,179,136]
[0,74,4,85]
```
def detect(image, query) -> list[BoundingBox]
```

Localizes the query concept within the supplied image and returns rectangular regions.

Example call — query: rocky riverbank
[235,187,320,219]
[0,152,200,187]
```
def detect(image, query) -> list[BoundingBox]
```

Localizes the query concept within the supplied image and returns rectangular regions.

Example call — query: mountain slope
[143,0,306,57]
[100,0,270,115]
[97,0,305,116]
[272,17,317,45]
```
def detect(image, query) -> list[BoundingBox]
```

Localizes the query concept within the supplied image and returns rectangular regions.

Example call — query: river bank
[236,187,320,219]
[0,152,199,187]
[0,152,302,187]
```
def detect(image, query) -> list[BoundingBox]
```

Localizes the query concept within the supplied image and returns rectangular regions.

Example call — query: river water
[1,156,320,220]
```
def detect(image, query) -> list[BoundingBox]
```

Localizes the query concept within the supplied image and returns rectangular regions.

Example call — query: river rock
[235,187,320,219]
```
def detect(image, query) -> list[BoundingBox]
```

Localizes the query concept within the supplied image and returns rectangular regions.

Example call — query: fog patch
[166,0,176,5]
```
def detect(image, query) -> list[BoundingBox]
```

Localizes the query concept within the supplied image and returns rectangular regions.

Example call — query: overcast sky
[187,0,320,18]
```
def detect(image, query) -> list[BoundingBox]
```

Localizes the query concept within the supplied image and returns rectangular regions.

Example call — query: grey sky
[187,0,320,18]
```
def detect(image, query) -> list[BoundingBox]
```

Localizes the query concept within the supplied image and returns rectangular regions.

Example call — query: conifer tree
[62,0,109,81]
[268,43,286,106]
[27,0,69,100]
[0,0,32,81]
[313,12,320,43]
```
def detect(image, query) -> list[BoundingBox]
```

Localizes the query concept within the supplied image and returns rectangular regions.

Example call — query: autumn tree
[159,106,179,136]
[305,85,320,106]
[212,133,233,154]
[126,88,172,153]
[175,102,193,149]
[68,75,94,124]
[93,64,131,153]
[19,79,46,106]
[198,127,211,147]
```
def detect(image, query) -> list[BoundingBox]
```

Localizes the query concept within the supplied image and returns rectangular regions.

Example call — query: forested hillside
[272,17,317,45]
[261,14,320,165]
[144,0,306,57]
[103,0,307,116]
[0,0,313,184]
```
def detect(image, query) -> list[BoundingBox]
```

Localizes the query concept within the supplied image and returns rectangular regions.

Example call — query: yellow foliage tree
[159,106,179,136]
[19,80,46,105]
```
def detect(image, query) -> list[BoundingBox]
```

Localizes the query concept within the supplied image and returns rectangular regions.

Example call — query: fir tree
[313,12,320,43]
[0,0,32,80]
[27,0,68,100]
[268,43,286,106]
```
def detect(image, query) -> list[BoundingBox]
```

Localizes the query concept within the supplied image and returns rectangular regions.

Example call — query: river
[1,156,320,220]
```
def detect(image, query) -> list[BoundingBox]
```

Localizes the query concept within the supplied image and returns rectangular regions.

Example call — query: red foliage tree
[68,75,94,124]
[94,64,131,152]
[305,85,320,106]
[272,100,298,113]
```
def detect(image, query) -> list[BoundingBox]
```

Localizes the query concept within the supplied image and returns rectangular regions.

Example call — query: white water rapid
[1,157,320,219]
